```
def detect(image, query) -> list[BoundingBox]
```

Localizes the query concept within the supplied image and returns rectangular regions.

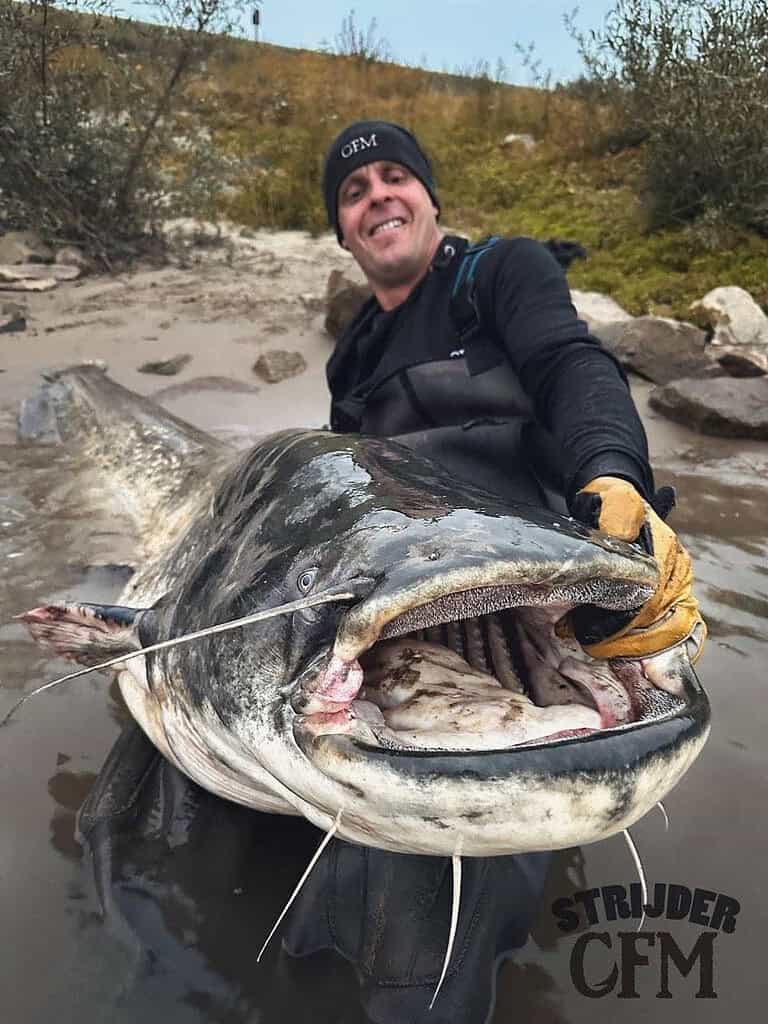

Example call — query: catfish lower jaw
[291,695,710,858]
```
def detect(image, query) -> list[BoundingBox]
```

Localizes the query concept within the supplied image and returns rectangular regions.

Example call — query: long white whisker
[623,828,648,932]
[256,809,342,963]
[2,590,356,727]
[429,854,462,1011]
[656,801,670,831]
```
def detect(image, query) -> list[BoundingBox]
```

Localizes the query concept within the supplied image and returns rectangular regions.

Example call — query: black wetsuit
[327,234,653,510]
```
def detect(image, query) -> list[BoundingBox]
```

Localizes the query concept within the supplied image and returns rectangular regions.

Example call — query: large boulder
[689,286,768,347]
[594,316,717,384]
[0,230,54,265]
[571,290,632,331]
[324,270,371,341]
[648,376,768,438]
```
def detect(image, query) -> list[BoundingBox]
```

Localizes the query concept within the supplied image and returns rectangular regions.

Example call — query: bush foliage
[573,0,768,234]
[0,0,244,265]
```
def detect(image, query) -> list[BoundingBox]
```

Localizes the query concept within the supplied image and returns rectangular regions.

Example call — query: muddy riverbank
[1,232,766,1023]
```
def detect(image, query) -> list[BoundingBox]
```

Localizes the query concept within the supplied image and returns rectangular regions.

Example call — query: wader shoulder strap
[449,236,502,346]
[449,236,585,347]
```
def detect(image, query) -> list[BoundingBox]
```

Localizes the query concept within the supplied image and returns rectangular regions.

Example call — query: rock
[138,354,192,376]
[590,319,630,350]
[594,316,718,384]
[714,346,768,378]
[153,376,261,400]
[0,230,54,265]
[571,290,632,330]
[0,263,80,282]
[648,376,768,438]
[1,300,26,333]
[689,286,768,347]
[502,133,536,151]
[0,306,26,333]
[0,276,57,292]
[324,270,371,340]
[55,246,89,270]
[252,349,307,383]
[17,391,61,443]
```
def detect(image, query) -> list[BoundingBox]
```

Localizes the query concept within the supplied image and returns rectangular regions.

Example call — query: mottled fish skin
[21,366,711,856]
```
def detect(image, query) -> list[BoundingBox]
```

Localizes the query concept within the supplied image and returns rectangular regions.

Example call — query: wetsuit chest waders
[330,237,567,511]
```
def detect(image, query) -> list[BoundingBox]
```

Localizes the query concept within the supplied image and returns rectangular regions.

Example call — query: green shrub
[573,0,768,233]
[0,0,245,265]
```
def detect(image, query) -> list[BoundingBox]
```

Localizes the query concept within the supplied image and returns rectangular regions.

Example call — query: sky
[118,1,618,85]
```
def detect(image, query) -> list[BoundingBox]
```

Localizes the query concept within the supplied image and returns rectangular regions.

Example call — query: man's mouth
[370,217,406,237]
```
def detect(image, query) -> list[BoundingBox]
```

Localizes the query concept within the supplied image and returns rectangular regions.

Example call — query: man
[322,119,705,661]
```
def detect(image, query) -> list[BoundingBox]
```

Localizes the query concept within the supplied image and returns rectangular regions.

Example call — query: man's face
[337,161,442,293]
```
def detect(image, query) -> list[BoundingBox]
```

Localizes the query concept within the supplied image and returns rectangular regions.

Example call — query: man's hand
[571,476,707,662]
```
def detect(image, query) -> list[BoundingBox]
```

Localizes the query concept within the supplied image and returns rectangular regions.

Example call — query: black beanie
[323,120,440,243]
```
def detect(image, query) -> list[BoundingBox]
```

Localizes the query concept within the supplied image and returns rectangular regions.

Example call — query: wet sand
[1,232,766,1022]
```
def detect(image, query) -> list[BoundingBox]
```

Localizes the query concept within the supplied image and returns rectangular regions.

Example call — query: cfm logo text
[552,882,740,999]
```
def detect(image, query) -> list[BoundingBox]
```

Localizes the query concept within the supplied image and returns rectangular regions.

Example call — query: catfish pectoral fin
[16,602,145,667]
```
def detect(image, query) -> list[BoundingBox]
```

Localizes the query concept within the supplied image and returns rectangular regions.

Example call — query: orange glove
[571,477,707,662]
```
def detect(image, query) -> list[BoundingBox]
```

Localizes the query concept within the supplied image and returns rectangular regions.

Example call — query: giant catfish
[18,365,710,857]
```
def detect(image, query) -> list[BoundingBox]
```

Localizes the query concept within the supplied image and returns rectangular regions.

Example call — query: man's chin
[364,245,420,281]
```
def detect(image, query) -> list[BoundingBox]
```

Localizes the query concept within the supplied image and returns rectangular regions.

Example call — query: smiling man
[330,143,442,310]
[322,120,705,662]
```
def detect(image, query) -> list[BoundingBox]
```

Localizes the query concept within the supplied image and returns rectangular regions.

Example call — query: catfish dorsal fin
[16,603,145,667]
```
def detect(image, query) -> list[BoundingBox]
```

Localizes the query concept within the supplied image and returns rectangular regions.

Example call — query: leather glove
[570,476,707,662]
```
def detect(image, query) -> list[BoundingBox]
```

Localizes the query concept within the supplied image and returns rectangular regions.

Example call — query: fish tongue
[359,640,602,749]
[554,657,634,727]
[359,638,501,704]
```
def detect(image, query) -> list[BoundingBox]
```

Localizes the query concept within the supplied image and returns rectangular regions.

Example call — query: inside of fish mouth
[297,583,687,753]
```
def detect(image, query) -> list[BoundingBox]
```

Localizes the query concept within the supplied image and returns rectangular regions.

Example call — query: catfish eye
[297,568,318,593]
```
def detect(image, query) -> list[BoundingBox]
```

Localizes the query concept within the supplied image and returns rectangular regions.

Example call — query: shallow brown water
[1,384,766,1023]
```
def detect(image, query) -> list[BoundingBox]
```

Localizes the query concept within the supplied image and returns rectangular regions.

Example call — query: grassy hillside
[178,38,767,319]
[5,6,768,317]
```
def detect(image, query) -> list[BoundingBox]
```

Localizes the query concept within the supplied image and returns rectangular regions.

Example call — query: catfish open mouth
[292,577,693,755]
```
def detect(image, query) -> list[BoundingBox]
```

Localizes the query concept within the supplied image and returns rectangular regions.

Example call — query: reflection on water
[1,429,766,1023]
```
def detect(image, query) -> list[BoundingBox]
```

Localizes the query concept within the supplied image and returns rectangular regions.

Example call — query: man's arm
[476,236,654,504]
[476,236,705,661]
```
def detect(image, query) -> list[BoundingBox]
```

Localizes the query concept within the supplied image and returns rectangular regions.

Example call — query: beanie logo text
[340,134,378,159]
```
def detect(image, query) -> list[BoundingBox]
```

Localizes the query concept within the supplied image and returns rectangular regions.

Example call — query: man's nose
[368,175,392,205]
